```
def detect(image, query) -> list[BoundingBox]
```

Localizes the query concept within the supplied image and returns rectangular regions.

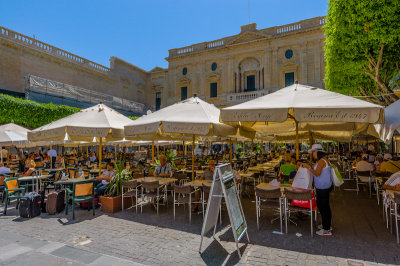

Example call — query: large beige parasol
[28,103,133,174]
[125,97,243,179]
[221,83,385,159]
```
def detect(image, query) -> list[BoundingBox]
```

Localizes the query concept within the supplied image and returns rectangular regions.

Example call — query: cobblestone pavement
[0,185,399,265]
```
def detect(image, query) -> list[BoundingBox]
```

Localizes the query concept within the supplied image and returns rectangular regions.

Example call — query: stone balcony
[225,88,278,105]
[168,16,326,58]
[0,26,110,73]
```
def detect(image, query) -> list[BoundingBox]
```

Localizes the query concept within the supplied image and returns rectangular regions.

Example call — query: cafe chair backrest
[173,185,191,194]
[284,188,312,201]
[122,180,138,189]
[5,177,19,193]
[74,181,93,197]
[142,180,159,190]
[256,187,281,199]
[356,170,371,178]
[0,175,5,186]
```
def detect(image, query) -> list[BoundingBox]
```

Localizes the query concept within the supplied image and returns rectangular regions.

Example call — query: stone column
[300,42,307,84]
[314,40,321,84]
[272,48,278,88]
[264,48,272,89]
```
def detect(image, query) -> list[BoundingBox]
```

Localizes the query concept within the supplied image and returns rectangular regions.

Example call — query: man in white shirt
[47,148,57,168]
[356,155,375,183]
[1,147,8,163]
[0,162,11,175]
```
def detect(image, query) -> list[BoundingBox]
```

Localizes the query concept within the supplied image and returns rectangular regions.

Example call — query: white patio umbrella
[221,83,385,159]
[0,122,30,163]
[28,103,133,175]
[367,99,400,144]
[125,96,241,179]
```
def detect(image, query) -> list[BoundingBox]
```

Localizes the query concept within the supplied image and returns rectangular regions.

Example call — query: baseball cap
[308,143,325,154]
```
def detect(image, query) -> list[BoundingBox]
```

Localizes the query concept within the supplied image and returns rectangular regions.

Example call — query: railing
[226,88,277,104]
[168,16,326,57]
[0,26,110,73]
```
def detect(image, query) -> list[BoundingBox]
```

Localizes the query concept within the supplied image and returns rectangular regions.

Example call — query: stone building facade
[0,16,326,114]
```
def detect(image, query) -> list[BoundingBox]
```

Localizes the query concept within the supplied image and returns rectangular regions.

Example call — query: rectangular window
[246,75,255,91]
[285,72,295,87]
[181,87,187,100]
[210,82,218,98]
[155,92,161,111]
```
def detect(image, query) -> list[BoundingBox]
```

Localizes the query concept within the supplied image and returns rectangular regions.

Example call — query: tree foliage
[324,0,400,104]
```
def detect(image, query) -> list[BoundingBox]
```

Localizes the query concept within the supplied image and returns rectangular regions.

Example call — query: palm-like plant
[105,160,132,197]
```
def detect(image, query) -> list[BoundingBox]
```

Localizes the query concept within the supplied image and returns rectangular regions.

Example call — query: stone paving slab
[0,179,399,265]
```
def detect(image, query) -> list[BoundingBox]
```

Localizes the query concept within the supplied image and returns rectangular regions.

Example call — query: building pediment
[226,31,270,46]
[177,76,191,83]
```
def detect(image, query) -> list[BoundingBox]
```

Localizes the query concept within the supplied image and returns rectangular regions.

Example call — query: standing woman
[302,144,333,236]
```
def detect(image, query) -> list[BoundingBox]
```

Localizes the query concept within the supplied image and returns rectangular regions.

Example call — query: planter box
[100,195,135,213]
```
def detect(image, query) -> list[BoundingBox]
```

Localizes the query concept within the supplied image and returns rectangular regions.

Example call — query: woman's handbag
[331,164,343,187]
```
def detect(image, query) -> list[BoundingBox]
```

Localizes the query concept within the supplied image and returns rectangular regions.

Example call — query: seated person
[154,155,172,177]
[0,162,11,175]
[380,153,400,174]
[89,152,97,163]
[352,155,362,169]
[279,157,296,182]
[288,159,305,181]
[22,161,36,176]
[356,155,375,186]
[95,162,116,195]
[374,155,383,172]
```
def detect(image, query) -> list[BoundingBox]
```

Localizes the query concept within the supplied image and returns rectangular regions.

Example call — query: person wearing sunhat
[302,143,333,236]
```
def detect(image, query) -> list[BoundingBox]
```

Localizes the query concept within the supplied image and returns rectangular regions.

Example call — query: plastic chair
[3,177,26,215]
[65,180,95,220]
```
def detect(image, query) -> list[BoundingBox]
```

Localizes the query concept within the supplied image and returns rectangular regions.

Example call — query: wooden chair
[122,180,141,213]
[65,180,95,220]
[3,177,26,215]
[255,187,283,232]
[283,188,314,237]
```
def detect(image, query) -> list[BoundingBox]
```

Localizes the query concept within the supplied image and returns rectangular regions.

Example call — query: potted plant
[100,160,133,213]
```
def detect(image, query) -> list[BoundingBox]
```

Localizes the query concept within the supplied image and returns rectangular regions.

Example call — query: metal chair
[141,180,163,215]
[173,185,199,224]
[356,170,374,197]
[122,180,141,213]
[255,187,283,232]
[393,192,400,244]
[283,188,314,237]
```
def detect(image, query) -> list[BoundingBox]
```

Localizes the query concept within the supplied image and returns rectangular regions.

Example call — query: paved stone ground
[0,180,399,265]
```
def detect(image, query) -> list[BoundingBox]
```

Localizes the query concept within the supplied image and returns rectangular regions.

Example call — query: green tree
[324,0,400,104]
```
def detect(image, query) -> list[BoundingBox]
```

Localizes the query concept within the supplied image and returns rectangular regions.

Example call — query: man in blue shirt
[154,155,172,177]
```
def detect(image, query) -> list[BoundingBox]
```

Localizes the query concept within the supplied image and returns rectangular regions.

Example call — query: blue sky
[0,0,328,71]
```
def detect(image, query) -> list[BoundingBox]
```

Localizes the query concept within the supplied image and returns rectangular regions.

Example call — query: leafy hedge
[0,94,80,129]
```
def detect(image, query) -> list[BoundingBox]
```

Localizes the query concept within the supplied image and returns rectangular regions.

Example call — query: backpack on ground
[19,193,42,218]
[46,190,65,215]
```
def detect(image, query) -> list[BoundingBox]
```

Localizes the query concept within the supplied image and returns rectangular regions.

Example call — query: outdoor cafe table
[185,179,212,188]
[18,174,52,192]
[44,168,65,173]
[256,182,295,194]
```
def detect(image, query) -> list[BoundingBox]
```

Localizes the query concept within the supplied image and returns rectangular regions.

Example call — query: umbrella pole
[152,141,155,164]
[295,121,299,160]
[99,138,102,176]
[50,145,53,169]
[229,138,232,165]
[192,135,195,181]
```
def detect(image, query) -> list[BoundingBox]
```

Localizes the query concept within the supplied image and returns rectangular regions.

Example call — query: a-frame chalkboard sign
[199,164,249,258]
